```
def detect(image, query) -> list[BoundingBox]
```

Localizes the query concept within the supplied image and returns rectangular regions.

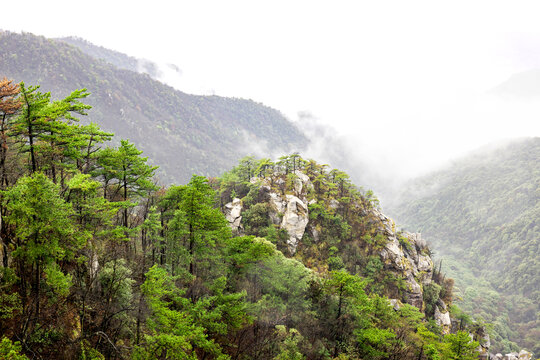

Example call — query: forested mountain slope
[0,77,512,359]
[389,138,539,354]
[56,36,162,77]
[0,31,307,184]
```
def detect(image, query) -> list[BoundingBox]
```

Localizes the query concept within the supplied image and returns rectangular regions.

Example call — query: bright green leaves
[95,139,157,201]
[137,265,242,360]
[0,268,22,321]
[2,172,89,310]
[3,172,85,265]
[14,84,93,176]
[273,325,306,360]
[43,262,73,298]
[172,175,231,277]
[225,236,274,277]
[0,337,29,360]
[444,331,480,360]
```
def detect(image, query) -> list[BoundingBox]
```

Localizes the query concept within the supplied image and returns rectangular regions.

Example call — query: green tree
[14,84,91,177]
[135,265,231,360]
[0,337,29,360]
[273,325,305,360]
[3,172,87,335]
[176,175,230,277]
[94,139,157,228]
[444,331,479,360]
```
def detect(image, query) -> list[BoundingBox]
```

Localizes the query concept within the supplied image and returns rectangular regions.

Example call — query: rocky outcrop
[376,207,439,314]
[224,198,243,233]
[232,173,312,254]
[280,195,309,254]
[492,351,533,360]
[221,166,535,356]
[434,303,451,333]
[518,350,534,360]
[265,189,309,254]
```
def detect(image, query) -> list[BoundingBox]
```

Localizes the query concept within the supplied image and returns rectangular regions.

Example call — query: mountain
[0,67,533,357]
[56,36,166,80]
[388,137,540,354]
[0,30,307,184]
[54,36,175,81]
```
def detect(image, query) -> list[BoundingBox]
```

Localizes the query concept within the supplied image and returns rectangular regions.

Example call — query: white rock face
[293,170,311,196]
[381,236,405,270]
[224,198,243,232]
[389,298,402,310]
[518,350,533,360]
[504,353,519,360]
[434,305,451,334]
[281,195,309,254]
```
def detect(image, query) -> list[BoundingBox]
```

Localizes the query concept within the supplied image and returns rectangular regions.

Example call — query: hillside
[1,75,534,358]
[56,36,161,77]
[0,31,307,184]
[389,138,540,354]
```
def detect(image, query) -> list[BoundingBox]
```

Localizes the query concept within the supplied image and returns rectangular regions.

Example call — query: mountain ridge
[0,30,308,184]
[389,137,540,354]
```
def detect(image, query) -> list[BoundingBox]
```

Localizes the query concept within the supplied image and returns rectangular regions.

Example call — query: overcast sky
[3,0,540,184]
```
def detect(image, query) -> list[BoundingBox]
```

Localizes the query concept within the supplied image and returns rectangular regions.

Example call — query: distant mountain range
[56,36,164,78]
[0,30,307,184]
[389,137,540,354]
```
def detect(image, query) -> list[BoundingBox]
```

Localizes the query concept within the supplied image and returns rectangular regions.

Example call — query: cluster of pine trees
[0,78,481,359]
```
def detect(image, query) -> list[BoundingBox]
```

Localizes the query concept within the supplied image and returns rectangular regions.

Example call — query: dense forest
[0,78,499,359]
[0,31,307,184]
[389,138,539,355]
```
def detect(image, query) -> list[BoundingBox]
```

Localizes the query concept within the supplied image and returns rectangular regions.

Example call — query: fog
[2,1,540,205]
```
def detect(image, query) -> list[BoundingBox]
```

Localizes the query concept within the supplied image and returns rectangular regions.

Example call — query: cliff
[218,155,535,359]
[219,158,453,331]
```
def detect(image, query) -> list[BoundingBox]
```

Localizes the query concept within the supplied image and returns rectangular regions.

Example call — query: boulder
[293,170,311,196]
[381,236,406,271]
[281,195,309,254]
[434,305,451,334]
[389,298,402,311]
[518,350,533,360]
[404,272,424,309]
[224,198,243,233]
[410,232,427,251]
[436,298,447,312]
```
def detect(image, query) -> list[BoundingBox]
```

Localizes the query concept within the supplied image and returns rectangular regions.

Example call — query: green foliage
[1,31,308,184]
[225,236,274,279]
[99,259,134,309]
[251,252,313,325]
[392,138,540,353]
[444,331,480,360]
[273,326,306,360]
[0,337,29,360]
[0,73,499,359]
[242,202,271,236]
[80,340,105,360]
[43,262,73,299]
[3,172,84,264]
[0,268,21,320]
[136,265,233,360]
[423,282,442,317]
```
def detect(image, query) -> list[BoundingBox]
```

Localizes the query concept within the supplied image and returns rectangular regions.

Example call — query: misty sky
[3,0,540,183]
